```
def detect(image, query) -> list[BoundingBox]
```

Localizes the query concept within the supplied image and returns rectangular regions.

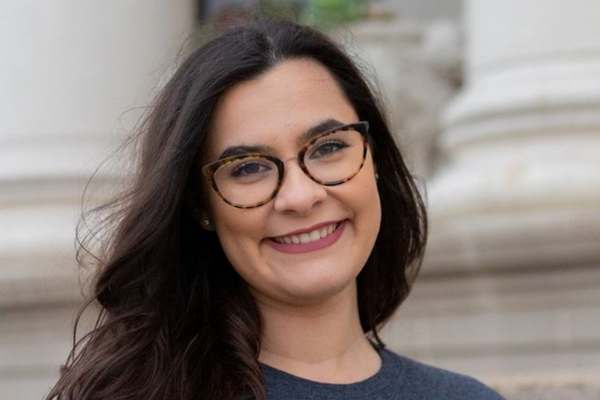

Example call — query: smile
[271,222,340,244]
[266,220,346,254]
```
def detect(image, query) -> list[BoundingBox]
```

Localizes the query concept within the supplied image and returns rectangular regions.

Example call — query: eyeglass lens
[212,128,365,207]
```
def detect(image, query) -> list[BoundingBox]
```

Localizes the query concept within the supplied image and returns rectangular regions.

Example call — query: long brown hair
[47,19,427,400]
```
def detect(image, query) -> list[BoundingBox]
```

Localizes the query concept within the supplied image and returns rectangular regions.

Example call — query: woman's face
[203,58,381,307]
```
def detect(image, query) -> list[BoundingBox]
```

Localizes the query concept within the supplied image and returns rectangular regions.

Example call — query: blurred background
[1,0,599,399]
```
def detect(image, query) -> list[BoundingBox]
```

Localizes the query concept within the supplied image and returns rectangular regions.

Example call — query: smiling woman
[45,19,504,400]
[201,59,381,308]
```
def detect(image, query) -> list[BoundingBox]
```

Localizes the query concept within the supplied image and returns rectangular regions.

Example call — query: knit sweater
[262,348,505,400]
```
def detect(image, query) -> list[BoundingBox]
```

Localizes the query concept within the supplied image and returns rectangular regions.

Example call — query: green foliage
[199,0,366,31]
[301,0,365,28]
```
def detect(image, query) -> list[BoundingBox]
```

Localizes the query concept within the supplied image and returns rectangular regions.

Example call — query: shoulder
[382,348,506,400]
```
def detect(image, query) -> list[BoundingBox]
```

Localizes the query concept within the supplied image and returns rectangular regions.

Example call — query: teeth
[310,231,320,242]
[272,223,340,245]
[300,233,311,244]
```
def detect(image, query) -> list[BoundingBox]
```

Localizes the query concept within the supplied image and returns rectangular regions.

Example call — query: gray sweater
[262,348,505,400]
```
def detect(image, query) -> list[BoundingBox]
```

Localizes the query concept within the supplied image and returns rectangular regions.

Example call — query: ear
[192,208,215,231]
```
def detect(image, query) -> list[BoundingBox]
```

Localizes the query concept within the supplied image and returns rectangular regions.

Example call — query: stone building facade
[1,1,599,399]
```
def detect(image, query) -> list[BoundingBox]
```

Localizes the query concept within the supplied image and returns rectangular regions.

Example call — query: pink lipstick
[266,220,346,254]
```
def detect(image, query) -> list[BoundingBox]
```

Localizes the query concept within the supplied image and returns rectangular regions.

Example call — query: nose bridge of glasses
[273,151,327,211]
[279,151,313,182]
[282,154,300,165]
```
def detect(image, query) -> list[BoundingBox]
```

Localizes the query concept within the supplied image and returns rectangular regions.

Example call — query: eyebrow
[217,118,346,159]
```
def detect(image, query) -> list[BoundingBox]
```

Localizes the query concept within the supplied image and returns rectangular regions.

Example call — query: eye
[230,161,273,178]
[309,140,349,159]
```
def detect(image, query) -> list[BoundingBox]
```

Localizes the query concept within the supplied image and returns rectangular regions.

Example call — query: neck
[256,283,381,383]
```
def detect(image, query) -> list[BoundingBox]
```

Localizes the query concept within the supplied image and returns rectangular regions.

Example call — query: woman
[47,19,504,400]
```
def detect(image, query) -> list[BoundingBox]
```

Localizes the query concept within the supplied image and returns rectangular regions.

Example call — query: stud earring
[204,219,211,227]
[375,173,379,181]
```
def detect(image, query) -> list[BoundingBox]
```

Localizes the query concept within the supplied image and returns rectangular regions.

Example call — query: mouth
[266,220,346,254]
[270,222,341,245]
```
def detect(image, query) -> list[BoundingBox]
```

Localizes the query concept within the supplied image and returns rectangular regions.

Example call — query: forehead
[205,58,359,159]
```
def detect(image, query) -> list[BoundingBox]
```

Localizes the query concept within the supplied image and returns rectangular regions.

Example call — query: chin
[274,272,359,305]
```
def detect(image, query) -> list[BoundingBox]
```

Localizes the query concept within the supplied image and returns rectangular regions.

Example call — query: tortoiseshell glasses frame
[201,121,370,209]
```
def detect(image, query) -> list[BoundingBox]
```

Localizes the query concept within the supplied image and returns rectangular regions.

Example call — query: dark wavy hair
[46,19,427,400]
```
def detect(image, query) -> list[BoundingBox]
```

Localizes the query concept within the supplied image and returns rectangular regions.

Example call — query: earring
[375,173,379,181]
[204,219,211,227]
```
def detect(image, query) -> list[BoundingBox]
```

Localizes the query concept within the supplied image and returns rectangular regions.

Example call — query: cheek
[209,197,268,268]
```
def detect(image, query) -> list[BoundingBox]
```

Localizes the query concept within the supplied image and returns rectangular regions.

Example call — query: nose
[272,161,327,214]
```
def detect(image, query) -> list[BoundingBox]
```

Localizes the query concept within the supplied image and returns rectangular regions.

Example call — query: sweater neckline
[261,347,403,399]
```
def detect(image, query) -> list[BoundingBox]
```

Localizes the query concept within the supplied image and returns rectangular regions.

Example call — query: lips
[266,220,346,254]
[270,222,340,245]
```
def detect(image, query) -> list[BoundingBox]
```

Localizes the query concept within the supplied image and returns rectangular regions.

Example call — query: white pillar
[392,0,600,383]
[432,0,600,271]
[0,1,195,398]
[349,19,459,177]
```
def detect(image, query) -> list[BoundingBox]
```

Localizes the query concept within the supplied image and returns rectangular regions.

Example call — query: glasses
[202,121,370,209]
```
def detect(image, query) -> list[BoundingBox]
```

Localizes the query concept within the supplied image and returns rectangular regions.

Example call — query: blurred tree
[199,0,367,28]
[302,0,365,27]
[200,0,302,26]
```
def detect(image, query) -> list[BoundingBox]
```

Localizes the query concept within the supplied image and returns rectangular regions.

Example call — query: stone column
[348,18,460,178]
[0,1,195,398]
[384,0,600,388]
